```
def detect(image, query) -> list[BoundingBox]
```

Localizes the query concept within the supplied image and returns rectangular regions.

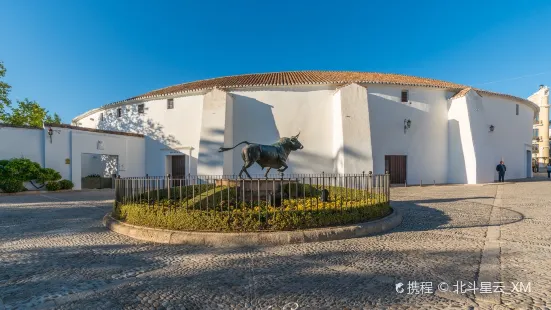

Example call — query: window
[117,108,122,118]
[100,113,104,121]
[401,90,409,103]
[167,98,174,109]
[138,104,144,114]
[534,128,539,138]
[516,104,519,115]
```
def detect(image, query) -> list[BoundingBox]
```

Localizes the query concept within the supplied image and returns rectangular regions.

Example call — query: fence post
[167,174,171,199]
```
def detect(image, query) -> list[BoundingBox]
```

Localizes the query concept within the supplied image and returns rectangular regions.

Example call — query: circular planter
[103,207,402,247]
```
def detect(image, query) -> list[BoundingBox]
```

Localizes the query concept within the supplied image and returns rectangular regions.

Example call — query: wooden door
[385,155,407,184]
[171,155,186,178]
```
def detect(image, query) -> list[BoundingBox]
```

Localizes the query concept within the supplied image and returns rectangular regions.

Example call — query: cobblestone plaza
[1,178,550,309]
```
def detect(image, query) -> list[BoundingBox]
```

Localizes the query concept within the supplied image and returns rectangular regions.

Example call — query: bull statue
[218,132,304,178]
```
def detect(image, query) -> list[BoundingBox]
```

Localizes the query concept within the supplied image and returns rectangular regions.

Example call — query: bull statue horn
[294,131,300,138]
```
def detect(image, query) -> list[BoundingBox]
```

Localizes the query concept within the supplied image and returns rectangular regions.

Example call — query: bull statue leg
[264,167,271,178]
[239,161,254,179]
[277,162,288,176]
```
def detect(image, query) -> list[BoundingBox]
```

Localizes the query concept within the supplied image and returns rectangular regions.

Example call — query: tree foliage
[0,61,61,127]
[0,61,11,115]
[1,98,61,127]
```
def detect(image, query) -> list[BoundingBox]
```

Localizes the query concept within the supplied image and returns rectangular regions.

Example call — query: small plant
[58,179,74,190]
[0,178,24,193]
[46,181,61,191]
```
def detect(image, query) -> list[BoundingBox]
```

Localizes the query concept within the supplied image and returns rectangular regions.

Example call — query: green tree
[1,98,61,127]
[0,61,61,127]
[0,61,11,115]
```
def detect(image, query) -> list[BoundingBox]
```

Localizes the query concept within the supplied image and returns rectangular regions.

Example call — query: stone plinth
[215,179,297,192]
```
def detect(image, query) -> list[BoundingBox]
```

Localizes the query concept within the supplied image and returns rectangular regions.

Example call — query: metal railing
[114,172,390,226]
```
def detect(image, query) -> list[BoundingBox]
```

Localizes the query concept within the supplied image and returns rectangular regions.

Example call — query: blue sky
[1,0,551,122]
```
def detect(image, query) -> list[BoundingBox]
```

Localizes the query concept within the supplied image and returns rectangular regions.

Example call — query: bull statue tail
[218,141,251,152]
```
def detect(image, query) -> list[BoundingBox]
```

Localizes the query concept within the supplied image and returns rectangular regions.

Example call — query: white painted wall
[332,91,344,174]
[230,86,335,175]
[0,126,44,164]
[70,130,145,189]
[1,125,145,190]
[70,84,537,184]
[197,89,231,175]
[83,95,204,176]
[44,127,72,181]
[448,95,474,184]
[368,86,450,184]
[335,84,373,173]
[81,154,118,177]
[480,95,533,180]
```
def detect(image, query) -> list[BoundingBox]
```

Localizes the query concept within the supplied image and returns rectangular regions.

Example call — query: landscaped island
[112,174,391,232]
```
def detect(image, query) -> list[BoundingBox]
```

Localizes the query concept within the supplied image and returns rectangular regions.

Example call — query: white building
[71,71,539,184]
[0,124,145,190]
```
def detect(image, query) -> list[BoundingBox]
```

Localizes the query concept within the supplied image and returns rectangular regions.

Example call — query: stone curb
[103,207,402,247]
[0,188,113,197]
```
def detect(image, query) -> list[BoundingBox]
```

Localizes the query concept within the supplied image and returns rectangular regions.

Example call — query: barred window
[117,108,122,118]
[100,113,104,121]
[138,104,144,114]
[516,104,519,115]
[167,99,174,109]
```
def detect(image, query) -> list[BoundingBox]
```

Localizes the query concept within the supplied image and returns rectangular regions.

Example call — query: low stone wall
[103,207,402,247]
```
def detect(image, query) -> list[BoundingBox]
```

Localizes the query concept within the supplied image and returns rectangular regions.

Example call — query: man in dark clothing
[496,161,506,182]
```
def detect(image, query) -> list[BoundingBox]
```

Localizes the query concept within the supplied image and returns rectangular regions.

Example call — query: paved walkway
[0,180,550,309]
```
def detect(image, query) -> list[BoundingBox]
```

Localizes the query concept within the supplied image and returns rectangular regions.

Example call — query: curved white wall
[230,86,335,175]
[368,86,451,184]
[73,84,536,183]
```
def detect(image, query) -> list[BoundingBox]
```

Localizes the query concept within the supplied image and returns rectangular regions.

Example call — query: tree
[0,61,11,115]
[1,98,61,127]
[0,61,61,127]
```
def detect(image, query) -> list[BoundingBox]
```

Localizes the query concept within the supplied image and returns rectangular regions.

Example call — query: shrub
[113,184,391,232]
[0,178,24,193]
[46,181,61,191]
[114,201,391,232]
[36,168,62,184]
[58,179,74,190]
[0,158,63,192]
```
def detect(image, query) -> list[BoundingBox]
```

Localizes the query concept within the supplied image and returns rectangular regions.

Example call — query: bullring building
[72,71,538,184]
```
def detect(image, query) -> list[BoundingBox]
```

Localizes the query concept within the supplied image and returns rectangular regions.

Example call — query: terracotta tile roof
[450,87,481,100]
[123,71,467,103]
[70,71,537,123]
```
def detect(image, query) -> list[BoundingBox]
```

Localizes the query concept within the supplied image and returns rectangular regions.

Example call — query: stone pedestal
[215,179,298,203]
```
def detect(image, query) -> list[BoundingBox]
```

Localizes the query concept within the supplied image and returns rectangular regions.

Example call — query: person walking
[547,162,551,179]
[496,160,506,182]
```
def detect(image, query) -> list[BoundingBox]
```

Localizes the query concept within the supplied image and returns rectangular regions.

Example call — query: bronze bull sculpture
[218,133,303,178]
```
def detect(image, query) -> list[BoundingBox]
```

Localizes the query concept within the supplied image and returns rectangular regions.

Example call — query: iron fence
[115,172,390,212]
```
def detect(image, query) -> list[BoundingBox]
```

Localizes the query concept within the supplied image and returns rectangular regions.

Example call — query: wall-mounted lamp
[489,125,495,132]
[404,119,412,134]
[47,127,53,143]
[47,127,61,143]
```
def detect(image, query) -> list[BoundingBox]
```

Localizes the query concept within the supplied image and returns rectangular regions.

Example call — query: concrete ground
[0,178,550,310]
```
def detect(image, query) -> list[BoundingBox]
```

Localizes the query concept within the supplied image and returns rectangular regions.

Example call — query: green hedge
[113,201,390,232]
[46,181,61,191]
[113,184,391,232]
[0,179,24,193]
[58,179,74,190]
